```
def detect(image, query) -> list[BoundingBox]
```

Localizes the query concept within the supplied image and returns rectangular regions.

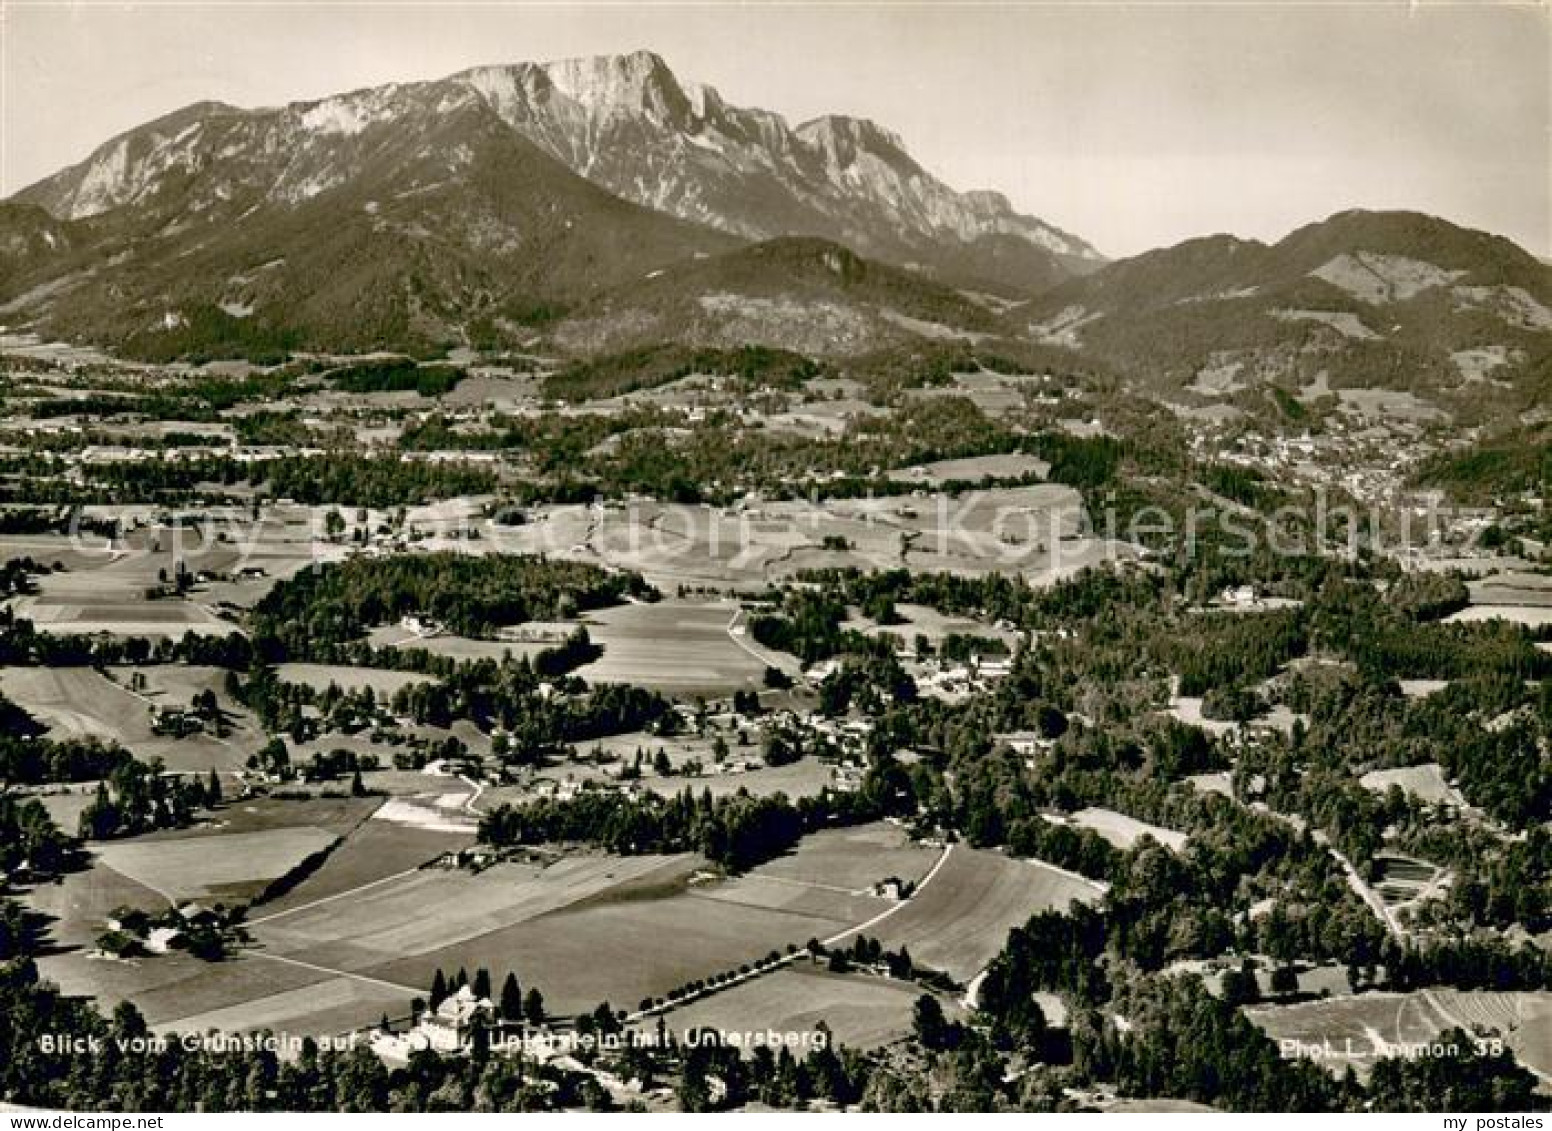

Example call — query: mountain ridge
[13,49,1101,297]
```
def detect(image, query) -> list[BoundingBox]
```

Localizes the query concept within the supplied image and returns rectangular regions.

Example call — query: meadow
[651,964,935,1049]
[0,666,249,773]
[869,847,1104,981]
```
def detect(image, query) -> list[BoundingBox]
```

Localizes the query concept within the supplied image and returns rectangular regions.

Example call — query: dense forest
[249,553,655,658]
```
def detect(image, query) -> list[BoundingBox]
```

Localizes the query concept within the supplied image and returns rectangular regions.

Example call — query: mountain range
[1,49,1548,414]
[0,50,1096,356]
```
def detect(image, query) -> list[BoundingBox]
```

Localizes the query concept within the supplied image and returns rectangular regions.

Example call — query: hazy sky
[2,1,1547,258]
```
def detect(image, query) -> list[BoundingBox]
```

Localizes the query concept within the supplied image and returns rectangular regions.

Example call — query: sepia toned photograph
[0,0,1547,1116]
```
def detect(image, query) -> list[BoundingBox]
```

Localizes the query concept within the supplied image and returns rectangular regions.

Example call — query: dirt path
[457,774,486,816]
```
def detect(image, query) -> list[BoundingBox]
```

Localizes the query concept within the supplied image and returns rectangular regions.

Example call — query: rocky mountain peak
[534,49,691,123]
[795,114,917,174]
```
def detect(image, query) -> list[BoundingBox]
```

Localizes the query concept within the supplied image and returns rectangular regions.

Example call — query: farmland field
[847,602,1020,649]
[36,946,343,1034]
[3,506,350,623]
[1186,772,1234,797]
[369,794,481,834]
[275,664,436,695]
[9,592,239,637]
[0,666,248,772]
[544,735,837,800]
[365,624,552,662]
[870,846,1104,981]
[574,599,793,693]
[754,823,939,892]
[1444,605,1552,627]
[24,800,378,937]
[371,876,843,1018]
[652,964,933,1049]
[905,372,1044,420]
[25,857,172,948]
[254,819,471,916]
[32,822,961,1038]
[152,974,410,1040]
[504,487,1120,591]
[96,827,340,904]
[1165,696,1239,736]
[1466,572,1552,606]
[256,854,702,973]
[640,758,835,801]
[0,521,288,636]
[1246,990,1552,1082]
[34,784,100,832]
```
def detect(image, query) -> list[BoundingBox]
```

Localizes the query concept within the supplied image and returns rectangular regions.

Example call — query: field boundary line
[1330,846,1405,940]
[247,866,425,926]
[1022,854,1111,895]
[751,873,866,896]
[243,949,423,997]
[684,890,856,927]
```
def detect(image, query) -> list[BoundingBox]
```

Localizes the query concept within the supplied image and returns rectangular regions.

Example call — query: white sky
[2,0,1547,259]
